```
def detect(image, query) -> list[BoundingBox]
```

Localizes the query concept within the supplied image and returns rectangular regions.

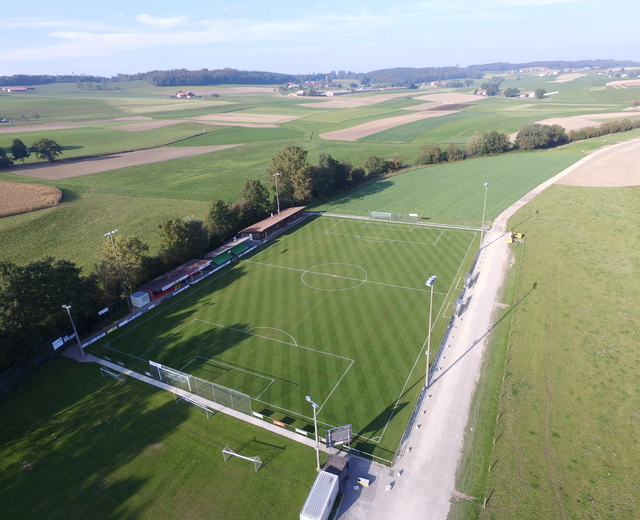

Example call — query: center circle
[301,263,368,292]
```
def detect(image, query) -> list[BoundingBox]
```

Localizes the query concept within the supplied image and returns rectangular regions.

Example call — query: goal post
[222,446,262,472]
[369,211,419,223]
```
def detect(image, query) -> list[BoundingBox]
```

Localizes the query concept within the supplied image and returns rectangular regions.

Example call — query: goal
[369,211,419,223]
[222,446,262,472]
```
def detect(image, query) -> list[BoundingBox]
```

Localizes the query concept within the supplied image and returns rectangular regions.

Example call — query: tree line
[116,68,296,87]
[0,138,63,168]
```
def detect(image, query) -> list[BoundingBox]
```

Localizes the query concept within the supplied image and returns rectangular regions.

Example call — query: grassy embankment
[450,184,640,519]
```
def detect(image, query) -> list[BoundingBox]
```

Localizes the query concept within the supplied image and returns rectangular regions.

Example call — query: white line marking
[318,360,355,413]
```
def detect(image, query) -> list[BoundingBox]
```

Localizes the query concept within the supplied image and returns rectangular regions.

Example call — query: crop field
[88,216,479,460]
[0,357,316,520]
[0,180,62,217]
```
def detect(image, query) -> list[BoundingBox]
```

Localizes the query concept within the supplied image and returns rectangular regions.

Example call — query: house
[520,92,536,98]
[476,89,487,96]
[175,91,195,98]
[1,87,34,92]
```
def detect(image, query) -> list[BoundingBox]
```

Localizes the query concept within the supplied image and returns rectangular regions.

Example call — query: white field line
[325,230,443,247]
[318,359,355,413]
[442,302,455,320]
[244,260,448,296]
[256,380,276,400]
[194,318,354,362]
[375,231,478,442]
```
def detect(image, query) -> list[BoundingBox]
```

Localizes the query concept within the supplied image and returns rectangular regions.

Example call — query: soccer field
[89,216,478,459]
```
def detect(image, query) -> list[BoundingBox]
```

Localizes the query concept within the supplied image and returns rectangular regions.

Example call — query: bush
[416,145,442,165]
[364,156,387,175]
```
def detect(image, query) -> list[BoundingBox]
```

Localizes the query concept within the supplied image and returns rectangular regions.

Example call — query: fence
[391,245,483,467]
[149,361,253,417]
[0,331,73,399]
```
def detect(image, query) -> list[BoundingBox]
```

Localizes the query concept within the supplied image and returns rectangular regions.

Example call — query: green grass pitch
[89,215,478,460]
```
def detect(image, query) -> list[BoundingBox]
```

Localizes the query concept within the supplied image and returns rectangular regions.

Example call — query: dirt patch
[555,138,640,187]
[189,113,300,123]
[318,110,457,141]
[188,120,277,128]
[299,92,418,109]
[413,92,487,103]
[507,112,637,140]
[0,117,152,134]
[194,87,278,95]
[0,180,62,217]
[606,78,640,88]
[8,145,241,180]
[111,120,186,132]
[547,73,586,83]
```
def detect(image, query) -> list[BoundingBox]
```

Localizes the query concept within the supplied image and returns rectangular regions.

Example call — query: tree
[534,88,547,100]
[515,123,567,150]
[95,235,149,303]
[350,167,365,184]
[0,258,101,368]
[0,148,13,169]
[504,87,520,98]
[239,179,271,222]
[416,145,442,165]
[32,138,63,162]
[446,143,465,162]
[481,131,510,154]
[10,139,30,163]
[364,156,386,175]
[205,199,236,247]
[266,146,313,204]
[158,217,207,266]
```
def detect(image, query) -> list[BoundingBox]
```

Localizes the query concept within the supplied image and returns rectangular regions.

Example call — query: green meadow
[0,357,317,520]
[450,185,640,520]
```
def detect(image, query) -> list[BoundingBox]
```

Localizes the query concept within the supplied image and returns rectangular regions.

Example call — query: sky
[1,0,638,76]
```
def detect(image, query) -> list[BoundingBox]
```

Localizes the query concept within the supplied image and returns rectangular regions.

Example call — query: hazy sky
[1,0,638,76]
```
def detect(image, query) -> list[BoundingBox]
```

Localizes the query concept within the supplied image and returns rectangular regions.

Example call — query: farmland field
[88,216,479,460]
[450,184,640,520]
[0,357,316,520]
[313,149,585,225]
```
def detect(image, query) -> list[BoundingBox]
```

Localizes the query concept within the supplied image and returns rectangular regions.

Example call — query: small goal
[369,211,419,224]
[222,446,262,472]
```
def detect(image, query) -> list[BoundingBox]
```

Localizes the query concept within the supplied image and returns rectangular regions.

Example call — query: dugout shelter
[239,206,306,242]
[136,259,211,301]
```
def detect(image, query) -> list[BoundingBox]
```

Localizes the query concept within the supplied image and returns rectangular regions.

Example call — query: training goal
[369,211,419,223]
[222,446,263,472]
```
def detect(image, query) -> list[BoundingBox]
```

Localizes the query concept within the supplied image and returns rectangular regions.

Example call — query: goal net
[369,211,419,223]
[222,446,262,472]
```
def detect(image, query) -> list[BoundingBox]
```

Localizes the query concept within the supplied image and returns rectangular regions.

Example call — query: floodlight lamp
[273,172,280,177]
[62,304,71,310]
[306,395,312,403]
[426,275,437,287]
[484,183,488,187]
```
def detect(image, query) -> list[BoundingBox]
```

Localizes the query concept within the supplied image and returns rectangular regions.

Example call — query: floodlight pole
[104,230,131,310]
[62,305,84,358]
[425,276,437,390]
[306,396,321,471]
[481,183,489,248]
[273,173,281,214]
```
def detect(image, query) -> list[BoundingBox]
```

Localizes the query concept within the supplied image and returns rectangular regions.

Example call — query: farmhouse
[1,87,35,92]
[520,92,536,98]
[175,91,196,98]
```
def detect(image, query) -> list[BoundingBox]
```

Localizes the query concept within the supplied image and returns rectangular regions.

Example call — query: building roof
[137,259,211,293]
[299,471,338,520]
[240,206,306,234]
